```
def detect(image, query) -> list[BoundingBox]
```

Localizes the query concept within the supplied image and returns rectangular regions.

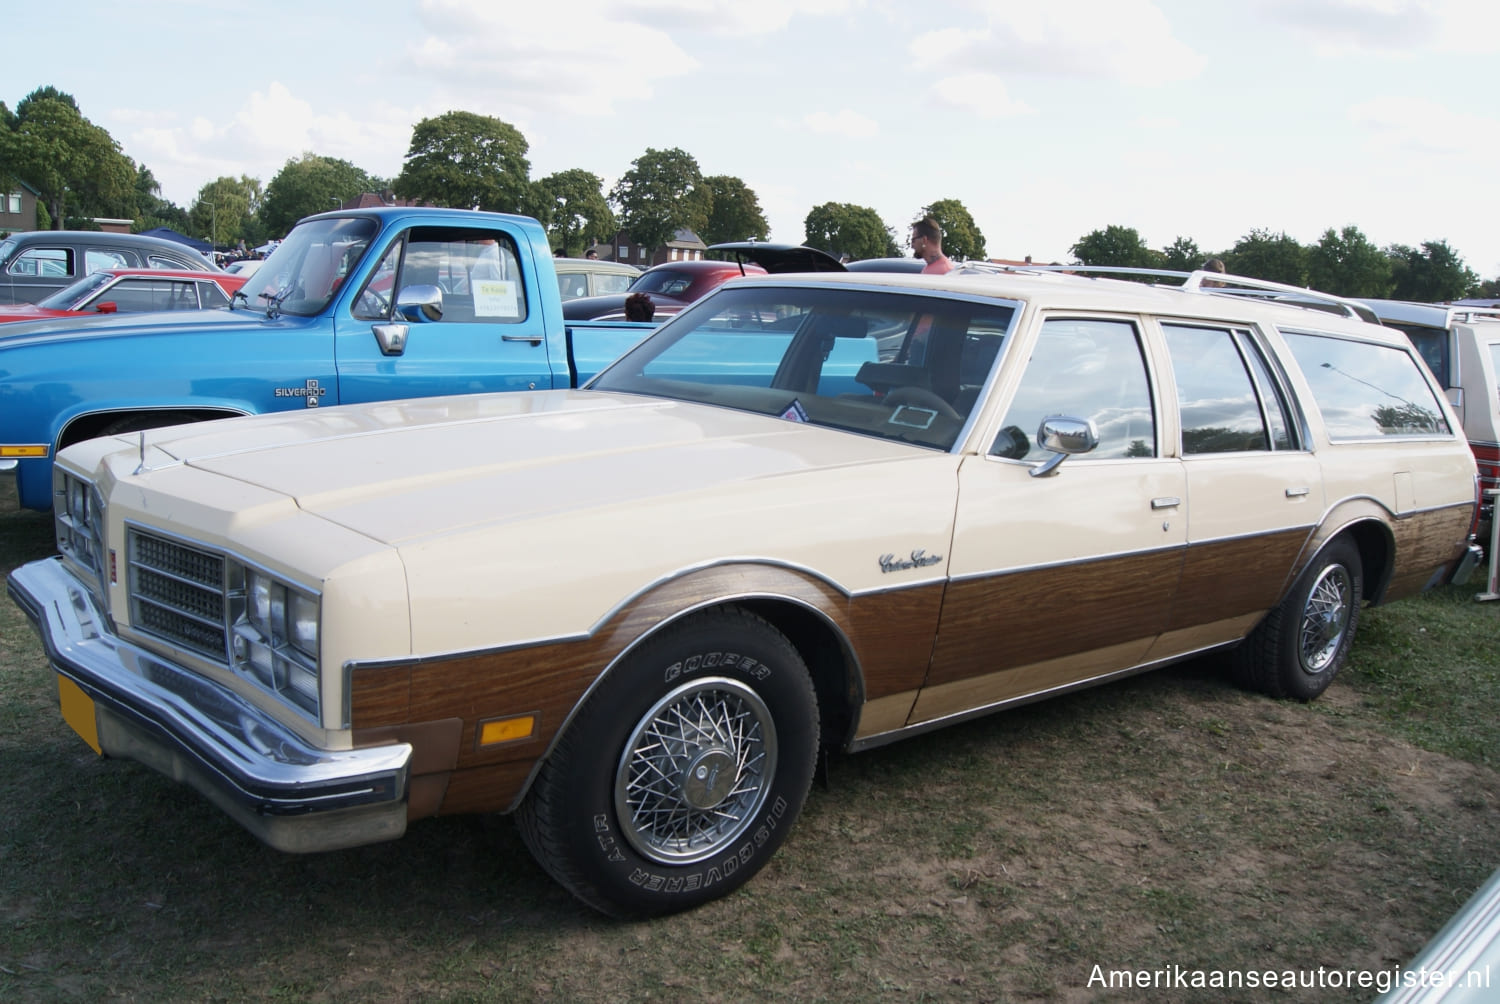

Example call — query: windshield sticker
[779,399,809,423]
[474,279,520,318]
[890,405,937,430]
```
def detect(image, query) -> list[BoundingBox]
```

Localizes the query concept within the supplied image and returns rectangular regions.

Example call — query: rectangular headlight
[232,565,321,720]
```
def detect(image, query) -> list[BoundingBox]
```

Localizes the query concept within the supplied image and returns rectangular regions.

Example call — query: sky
[7,0,1500,277]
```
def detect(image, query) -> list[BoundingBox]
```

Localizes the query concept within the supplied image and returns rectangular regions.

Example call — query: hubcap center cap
[681,748,736,810]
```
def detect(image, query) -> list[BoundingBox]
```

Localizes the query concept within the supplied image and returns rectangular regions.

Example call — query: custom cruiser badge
[879,549,944,573]
[274,379,327,408]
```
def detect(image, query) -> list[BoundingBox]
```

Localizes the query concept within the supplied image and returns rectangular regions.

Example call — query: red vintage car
[0,268,248,323]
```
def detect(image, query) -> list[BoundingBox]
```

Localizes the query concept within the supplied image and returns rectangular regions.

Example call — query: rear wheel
[1232,538,1363,701]
[516,607,819,917]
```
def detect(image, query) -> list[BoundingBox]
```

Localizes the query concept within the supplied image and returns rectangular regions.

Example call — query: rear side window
[85,249,132,274]
[1283,331,1451,439]
[1164,324,1296,453]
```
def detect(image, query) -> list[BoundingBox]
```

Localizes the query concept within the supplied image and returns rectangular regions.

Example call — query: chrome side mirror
[1030,416,1099,478]
[395,284,444,322]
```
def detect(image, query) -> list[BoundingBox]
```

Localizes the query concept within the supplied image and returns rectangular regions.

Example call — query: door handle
[1150,497,1181,510]
[1285,487,1310,498]
[502,333,543,346]
[371,323,409,356]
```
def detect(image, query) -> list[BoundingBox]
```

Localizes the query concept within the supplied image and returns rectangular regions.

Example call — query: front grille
[128,529,230,663]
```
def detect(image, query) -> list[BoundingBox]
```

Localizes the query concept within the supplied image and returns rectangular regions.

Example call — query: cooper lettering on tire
[516,607,819,917]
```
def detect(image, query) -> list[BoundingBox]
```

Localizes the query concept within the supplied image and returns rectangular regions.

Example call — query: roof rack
[958,262,1376,323]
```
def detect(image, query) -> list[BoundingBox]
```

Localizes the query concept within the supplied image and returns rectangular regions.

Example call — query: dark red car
[561,258,769,321]
[0,268,248,324]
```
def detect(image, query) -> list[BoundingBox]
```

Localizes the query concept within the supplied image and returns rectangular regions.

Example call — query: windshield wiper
[258,286,292,319]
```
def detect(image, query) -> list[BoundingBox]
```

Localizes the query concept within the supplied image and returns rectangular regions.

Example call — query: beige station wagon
[9,266,1483,917]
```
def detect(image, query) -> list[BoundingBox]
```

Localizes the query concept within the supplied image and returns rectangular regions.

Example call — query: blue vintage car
[0,207,656,510]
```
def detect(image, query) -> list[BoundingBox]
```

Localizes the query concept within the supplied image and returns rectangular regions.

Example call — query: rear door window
[1163,324,1297,453]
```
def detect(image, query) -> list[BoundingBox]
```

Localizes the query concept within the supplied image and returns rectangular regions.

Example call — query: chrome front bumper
[7,556,412,853]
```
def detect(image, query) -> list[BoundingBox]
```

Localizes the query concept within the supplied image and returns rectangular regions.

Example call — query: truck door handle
[1151,497,1181,510]
[502,333,543,346]
[372,323,409,356]
[1285,487,1310,498]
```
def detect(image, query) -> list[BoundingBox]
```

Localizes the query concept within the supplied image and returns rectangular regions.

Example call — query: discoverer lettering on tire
[515,607,818,917]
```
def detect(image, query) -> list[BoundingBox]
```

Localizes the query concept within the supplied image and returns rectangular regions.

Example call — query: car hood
[112,390,939,548]
[0,305,265,348]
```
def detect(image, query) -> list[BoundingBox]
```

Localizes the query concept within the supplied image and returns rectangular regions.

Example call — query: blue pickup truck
[0,207,658,511]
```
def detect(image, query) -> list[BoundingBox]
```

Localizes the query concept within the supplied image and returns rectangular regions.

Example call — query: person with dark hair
[624,292,655,322]
[585,249,599,260]
[910,217,952,275]
[1202,257,1227,288]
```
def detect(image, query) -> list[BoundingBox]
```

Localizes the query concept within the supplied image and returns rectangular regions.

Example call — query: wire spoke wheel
[615,676,777,865]
[1298,563,1352,675]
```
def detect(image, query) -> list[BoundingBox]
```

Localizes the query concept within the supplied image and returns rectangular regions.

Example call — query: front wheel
[516,607,819,917]
[1232,538,1363,701]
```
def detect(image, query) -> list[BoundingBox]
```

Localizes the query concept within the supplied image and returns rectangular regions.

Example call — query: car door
[334,223,558,403]
[1,242,76,303]
[1141,321,1323,661]
[909,314,1188,726]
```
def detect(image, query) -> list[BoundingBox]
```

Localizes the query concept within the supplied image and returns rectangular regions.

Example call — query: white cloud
[1253,0,1500,56]
[911,1,1206,86]
[802,109,880,138]
[1349,96,1500,156]
[409,0,697,115]
[927,72,1034,119]
[612,0,854,34]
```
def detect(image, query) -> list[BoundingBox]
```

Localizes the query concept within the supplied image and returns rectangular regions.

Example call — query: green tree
[1069,225,1161,269]
[130,164,191,233]
[0,86,135,229]
[1160,236,1204,272]
[190,176,260,248]
[394,110,531,214]
[1307,226,1393,298]
[609,147,712,253]
[1223,229,1308,286]
[803,202,898,260]
[701,175,769,245]
[1387,240,1479,302]
[920,198,985,261]
[260,154,376,237]
[534,169,614,257]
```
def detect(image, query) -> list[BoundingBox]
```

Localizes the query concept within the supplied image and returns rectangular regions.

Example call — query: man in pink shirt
[911,217,952,274]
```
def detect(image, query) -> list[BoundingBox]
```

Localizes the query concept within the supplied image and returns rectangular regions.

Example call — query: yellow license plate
[58,675,102,755]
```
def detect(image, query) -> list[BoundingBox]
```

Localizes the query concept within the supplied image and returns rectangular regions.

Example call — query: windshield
[36,271,115,310]
[591,285,1016,452]
[631,269,695,296]
[234,216,377,317]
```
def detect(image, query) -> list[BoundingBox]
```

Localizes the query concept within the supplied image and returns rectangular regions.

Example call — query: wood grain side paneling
[346,563,943,815]
[924,548,1183,691]
[842,583,945,700]
[1164,528,1310,632]
[1384,505,1475,602]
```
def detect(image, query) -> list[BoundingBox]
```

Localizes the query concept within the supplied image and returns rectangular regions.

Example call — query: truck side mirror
[395,285,443,323]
